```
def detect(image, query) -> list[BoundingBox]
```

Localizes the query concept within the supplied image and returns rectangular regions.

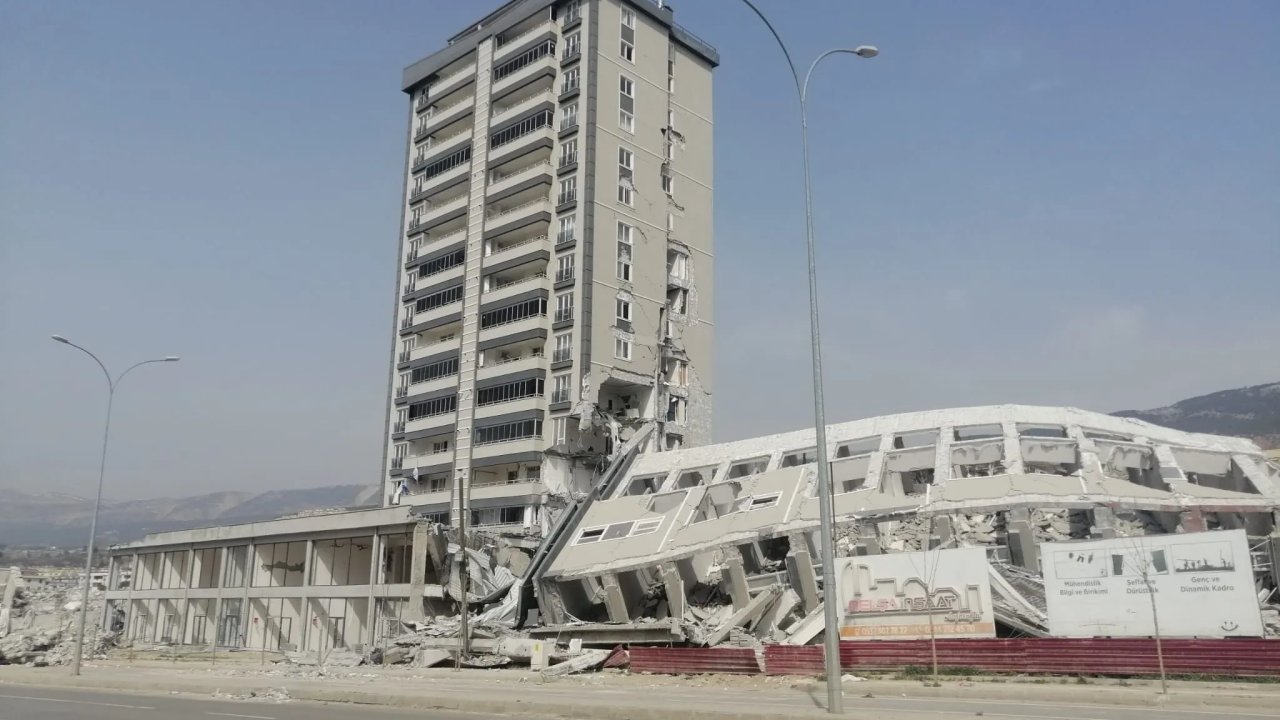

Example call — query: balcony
[401,448,455,474]
[488,111,554,167]
[404,373,458,399]
[403,334,461,365]
[477,352,547,383]
[478,313,547,346]
[483,232,549,268]
[411,192,467,229]
[416,96,473,137]
[490,80,553,130]
[494,19,551,64]
[407,299,463,331]
[557,151,578,172]
[485,197,551,233]
[487,157,552,198]
[410,161,469,203]
[475,395,544,421]
[428,64,476,100]
[668,270,690,289]
[472,436,545,462]
[405,410,456,434]
[491,40,556,100]
[419,126,472,159]
[484,271,548,306]
[407,229,467,264]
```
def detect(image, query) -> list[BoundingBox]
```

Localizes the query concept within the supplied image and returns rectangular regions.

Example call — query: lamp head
[164,356,181,362]
[853,45,879,58]
[51,335,70,344]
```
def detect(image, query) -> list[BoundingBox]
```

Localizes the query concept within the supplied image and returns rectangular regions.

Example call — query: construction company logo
[837,550,996,640]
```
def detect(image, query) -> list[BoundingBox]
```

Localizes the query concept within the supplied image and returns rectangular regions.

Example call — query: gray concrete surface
[0,685,483,720]
[3,661,1280,720]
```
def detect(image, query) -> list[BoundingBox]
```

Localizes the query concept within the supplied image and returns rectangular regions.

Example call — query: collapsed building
[93,405,1280,660]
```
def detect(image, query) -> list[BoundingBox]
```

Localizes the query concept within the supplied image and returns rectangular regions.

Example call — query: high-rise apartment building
[382,0,719,533]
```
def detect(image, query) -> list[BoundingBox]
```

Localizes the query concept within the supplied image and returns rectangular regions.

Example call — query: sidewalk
[2,658,1279,720]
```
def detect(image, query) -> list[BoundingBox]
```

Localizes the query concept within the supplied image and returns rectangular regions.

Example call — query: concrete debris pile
[0,571,119,666]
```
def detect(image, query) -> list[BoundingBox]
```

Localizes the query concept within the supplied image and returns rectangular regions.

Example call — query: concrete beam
[704,584,782,646]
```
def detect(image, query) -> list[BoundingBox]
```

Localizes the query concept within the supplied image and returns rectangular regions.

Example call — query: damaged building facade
[99,405,1280,655]
[532,405,1280,644]
[381,0,718,536]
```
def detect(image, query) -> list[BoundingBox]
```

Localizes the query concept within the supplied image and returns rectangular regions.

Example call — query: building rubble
[0,568,120,666]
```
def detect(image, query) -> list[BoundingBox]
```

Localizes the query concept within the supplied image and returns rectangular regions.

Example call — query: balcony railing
[485,233,546,257]
[482,310,546,332]
[496,24,541,50]
[433,65,473,91]
[489,158,551,186]
[557,190,576,206]
[492,39,555,82]
[490,272,547,293]
[490,109,553,149]
[486,198,545,222]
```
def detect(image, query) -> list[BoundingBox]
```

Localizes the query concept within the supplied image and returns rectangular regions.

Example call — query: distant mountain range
[1113,381,1280,450]
[3,382,1275,548]
[0,485,378,547]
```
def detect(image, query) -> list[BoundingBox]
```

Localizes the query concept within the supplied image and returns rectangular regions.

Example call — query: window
[620,9,635,62]
[616,296,632,323]
[561,66,579,94]
[407,394,457,420]
[618,75,635,131]
[474,418,543,445]
[477,377,543,406]
[664,140,674,161]
[666,396,686,423]
[490,109,553,148]
[415,285,464,313]
[555,291,574,322]
[559,138,578,168]
[558,176,577,206]
[551,416,569,444]
[556,254,575,283]
[432,440,449,454]
[615,336,632,361]
[552,373,571,403]
[560,102,578,130]
[553,333,572,363]
[410,357,458,384]
[666,359,688,387]
[661,169,673,195]
[422,146,471,179]
[480,297,546,328]
[616,222,633,281]
[492,39,555,80]
[668,250,687,280]
[668,287,688,314]
[563,31,581,59]
[617,147,634,205]
[561,0,580,24]
[557,215,575,245]
[667,59,675,92]
[471,506,524,526]
[418,248,465,278]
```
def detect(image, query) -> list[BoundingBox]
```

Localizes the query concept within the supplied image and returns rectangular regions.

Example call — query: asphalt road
[0,685,482,720]
[1,683,1278,720]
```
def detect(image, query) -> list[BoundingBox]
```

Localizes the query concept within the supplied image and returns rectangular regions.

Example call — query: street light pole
[51,335,179,676]
[734,2,877,713]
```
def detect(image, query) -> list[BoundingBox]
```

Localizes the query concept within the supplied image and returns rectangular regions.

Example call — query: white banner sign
[1042,528,1262,638]
[836,547,995,641]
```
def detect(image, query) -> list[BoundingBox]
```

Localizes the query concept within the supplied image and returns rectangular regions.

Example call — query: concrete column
[239,541,254,648]
[857,527,881,555]
[933,425,954,485]
[785,550,820,614]
[600,574,629,623]
[179,547,195,645]
[932,515,954,549]
[658,564,685,621]
[1090,508,1118,539]
[1006,510,1039,571]
[1000,421,1025,475]
[299,539,314,650]
[365,530,381,648]
[722,551,750,610]
[405,522,431,622]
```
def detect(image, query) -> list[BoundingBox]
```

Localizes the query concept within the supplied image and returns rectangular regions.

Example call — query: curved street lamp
[51,334,179,676]
[733,2,878,714]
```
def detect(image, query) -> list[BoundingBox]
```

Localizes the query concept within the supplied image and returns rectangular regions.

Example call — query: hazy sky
[2,0,1276,501]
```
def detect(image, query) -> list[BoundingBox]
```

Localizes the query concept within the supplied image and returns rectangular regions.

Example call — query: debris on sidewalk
[541,648,609,677]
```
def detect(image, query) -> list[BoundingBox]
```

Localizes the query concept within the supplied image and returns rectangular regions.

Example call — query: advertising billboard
[835,547,995,640]
[1042,528,1263,638]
